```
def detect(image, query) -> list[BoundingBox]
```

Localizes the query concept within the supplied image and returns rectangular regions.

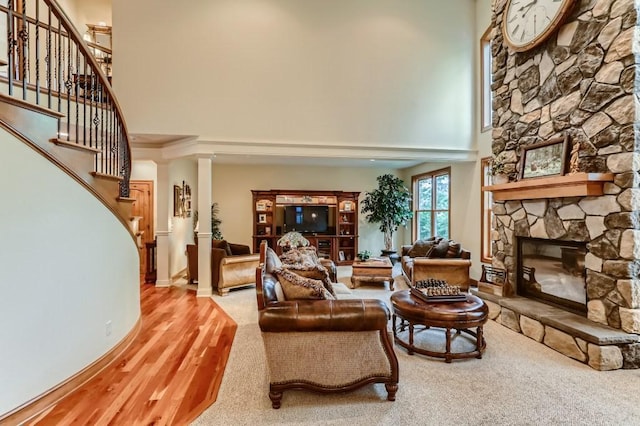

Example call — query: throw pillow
[212,239,232,256]
[429,238,451,258]
[445,241,462,258]
[265,247,283,274]
[282,263,336,297]
[228,243,251,255]
[298,246,320,263]
[408,240,435,258]
[280,249,316,267]
[272,268,334,300]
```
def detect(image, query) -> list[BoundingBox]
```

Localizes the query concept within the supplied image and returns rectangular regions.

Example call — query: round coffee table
[390,290,488,363]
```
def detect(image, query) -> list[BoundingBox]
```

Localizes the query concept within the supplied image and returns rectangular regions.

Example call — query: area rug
[193,267,640,425]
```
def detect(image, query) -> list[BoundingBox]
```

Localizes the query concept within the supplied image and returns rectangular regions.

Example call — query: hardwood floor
[27,283,237,425]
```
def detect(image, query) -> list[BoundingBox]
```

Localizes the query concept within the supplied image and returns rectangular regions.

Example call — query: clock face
[503,0,574,51]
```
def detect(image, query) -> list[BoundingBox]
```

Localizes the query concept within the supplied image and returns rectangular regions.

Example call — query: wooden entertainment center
[251,190,360,265]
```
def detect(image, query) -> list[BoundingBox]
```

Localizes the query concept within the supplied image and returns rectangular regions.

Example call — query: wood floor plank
[26,283,238,426]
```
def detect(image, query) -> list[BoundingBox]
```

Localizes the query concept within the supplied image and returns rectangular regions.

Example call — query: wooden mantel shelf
[482,173,614,201]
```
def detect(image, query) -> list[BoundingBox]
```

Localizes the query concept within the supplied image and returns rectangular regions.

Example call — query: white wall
[75,0,111,27]
[210,163,401,254]
[0,129,139,415]
[113,0,475,152]
[54,0,111,33]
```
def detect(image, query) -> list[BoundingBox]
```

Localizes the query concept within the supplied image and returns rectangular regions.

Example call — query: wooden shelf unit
[251,190,360,265]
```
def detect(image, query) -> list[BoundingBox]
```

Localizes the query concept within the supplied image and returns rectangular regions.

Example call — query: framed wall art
[520,135,569,180]
[173,185,182,217]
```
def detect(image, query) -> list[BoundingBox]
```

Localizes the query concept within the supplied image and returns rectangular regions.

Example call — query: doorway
[130,180,154,274]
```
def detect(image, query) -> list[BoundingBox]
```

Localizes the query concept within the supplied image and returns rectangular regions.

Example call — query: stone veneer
[486,0,640,368]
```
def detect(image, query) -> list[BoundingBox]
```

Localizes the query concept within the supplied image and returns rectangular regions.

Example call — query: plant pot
[492,174,509,185]
[381,249,400,265]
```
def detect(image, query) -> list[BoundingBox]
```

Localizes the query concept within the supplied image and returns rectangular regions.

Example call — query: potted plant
[193,202,223,242]
[491,158,510,184]
[361,174,412,255]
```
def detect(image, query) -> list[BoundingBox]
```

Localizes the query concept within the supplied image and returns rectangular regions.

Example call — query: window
[481,157,493,262]
[481,26,492,132]
[412,168,450,241]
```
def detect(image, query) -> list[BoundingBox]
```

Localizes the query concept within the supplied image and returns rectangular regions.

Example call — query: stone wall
[489,0,640,332]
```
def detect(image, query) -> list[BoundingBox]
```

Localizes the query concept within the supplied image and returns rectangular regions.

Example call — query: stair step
[117,197,136,203]
[91,171,123,181]
[51,138,101,154]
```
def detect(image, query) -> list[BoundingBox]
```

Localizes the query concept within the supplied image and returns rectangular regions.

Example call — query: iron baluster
[35,0,39,104]
[7,0,14,96]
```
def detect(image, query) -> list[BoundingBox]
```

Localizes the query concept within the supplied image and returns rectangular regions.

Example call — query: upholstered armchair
[186,240,259,296]
[255,241,399,408]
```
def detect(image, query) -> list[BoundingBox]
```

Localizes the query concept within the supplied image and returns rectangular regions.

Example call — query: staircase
[0,0,134,230]
[0,1,141,423]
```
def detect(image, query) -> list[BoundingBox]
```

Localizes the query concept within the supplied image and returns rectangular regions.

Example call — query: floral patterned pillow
[281,263,335,297]
[272,268,334,300]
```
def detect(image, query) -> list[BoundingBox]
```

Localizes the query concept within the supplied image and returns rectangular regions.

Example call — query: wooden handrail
[44,0,131,196]
[0,0,131,197]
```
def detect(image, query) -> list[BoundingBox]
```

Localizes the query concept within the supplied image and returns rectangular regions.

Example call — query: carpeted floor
[193,267,640,426]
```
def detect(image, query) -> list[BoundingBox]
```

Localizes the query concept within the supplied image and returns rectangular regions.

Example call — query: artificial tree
[193,202,223,242]
[361,174,412,253]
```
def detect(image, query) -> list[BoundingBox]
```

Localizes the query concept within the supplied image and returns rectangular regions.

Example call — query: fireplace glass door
[517,238,587,315]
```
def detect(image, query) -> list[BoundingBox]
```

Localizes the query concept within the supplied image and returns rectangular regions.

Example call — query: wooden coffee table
[350,257,394,290]
[390,290,488,363]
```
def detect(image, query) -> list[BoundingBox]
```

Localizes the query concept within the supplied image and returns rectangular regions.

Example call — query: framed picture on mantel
[520,135,569,180]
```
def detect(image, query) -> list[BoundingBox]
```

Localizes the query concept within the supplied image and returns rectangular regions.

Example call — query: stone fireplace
[480,0,640,370]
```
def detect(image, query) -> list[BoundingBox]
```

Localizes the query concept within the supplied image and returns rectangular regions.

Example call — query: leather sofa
[255,241,399,408]
[401,238,471,290]
[186,240,259,296]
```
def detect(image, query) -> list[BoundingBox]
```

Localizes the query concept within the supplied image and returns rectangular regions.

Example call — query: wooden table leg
[445,327,452,363]
[408,322,414,355]
[477,325,484,359]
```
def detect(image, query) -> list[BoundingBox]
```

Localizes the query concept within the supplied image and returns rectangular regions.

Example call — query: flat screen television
[283,205,329,234]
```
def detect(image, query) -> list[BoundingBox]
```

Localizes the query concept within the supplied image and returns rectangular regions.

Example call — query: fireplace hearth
[517,238,586,315]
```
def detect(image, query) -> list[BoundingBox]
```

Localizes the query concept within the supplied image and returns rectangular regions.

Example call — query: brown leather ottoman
[390,290,488,363]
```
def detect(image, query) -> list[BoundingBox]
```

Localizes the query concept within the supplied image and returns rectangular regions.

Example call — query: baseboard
[0,317,142,425]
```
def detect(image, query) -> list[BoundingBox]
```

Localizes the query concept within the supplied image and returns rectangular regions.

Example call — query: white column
[155,160,171,287]
[196,156,213,297]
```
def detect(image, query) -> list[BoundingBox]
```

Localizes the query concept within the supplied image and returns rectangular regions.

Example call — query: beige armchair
[186,241,259,296]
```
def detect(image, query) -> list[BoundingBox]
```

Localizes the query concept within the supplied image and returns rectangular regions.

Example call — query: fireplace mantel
[483,172,614,201]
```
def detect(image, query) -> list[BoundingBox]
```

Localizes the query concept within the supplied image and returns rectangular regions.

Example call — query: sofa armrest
[401,245,413,257]
[319,258,337,282]
[259,299,390,332]
[220,253,260,265]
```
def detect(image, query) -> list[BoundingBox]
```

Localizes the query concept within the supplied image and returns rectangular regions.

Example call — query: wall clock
[502,0,575,52]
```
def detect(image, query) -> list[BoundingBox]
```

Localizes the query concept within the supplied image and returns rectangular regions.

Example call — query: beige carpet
[193,267,640,425]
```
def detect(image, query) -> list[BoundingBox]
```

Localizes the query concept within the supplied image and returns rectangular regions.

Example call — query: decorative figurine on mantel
[569,140,581,174]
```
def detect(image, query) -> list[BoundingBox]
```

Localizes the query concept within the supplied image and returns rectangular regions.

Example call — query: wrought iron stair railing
[0,0,130,197]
